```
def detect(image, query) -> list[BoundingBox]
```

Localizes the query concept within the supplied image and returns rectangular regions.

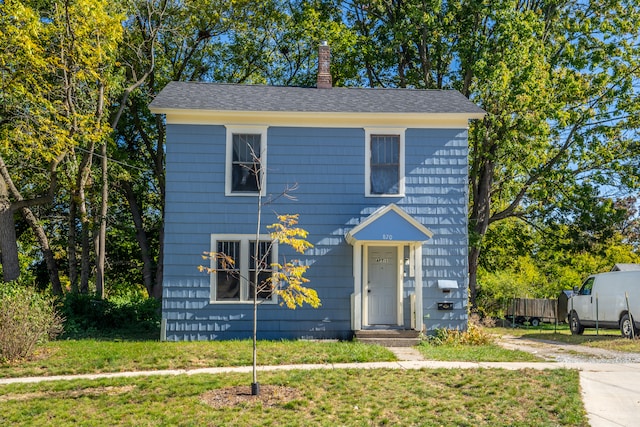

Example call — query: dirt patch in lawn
[0,385,136,402]
[201,385,303,409]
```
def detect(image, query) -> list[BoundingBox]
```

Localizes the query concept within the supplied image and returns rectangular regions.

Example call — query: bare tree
[200,150,319,395]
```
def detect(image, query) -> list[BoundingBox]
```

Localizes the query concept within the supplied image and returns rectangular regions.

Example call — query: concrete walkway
[386,346,425,361]
[2,349,639,426]
[0,359,577,385]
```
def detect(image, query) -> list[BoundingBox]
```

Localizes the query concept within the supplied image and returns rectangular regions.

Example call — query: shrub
[426,315,493,347]
[60,292,160,338]
[0,282,64,362]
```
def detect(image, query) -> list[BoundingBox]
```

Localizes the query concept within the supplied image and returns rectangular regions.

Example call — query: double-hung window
[249,241,274,299]
[210,234,277,303]
[225,126,268,196]
[365,128,405,196]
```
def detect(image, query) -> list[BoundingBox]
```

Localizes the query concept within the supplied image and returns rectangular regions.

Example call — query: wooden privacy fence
[508,298,558,323]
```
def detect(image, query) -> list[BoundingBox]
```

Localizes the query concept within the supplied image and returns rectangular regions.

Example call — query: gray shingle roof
[149,81,485,115]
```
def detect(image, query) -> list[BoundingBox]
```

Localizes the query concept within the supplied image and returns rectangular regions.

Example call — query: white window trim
[209,233,278,304]
[225,125,268,197]
[364,128,406,197]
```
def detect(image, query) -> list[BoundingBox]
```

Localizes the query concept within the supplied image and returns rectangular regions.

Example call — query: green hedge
[60,293,161,339]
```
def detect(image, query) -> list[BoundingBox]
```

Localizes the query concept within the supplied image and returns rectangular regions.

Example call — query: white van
[568,271,640,338]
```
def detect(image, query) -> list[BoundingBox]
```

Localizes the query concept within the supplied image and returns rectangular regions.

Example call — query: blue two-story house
[150,46,485,341]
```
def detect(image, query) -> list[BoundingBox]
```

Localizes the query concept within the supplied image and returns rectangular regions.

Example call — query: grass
[1,337,542,379]
[416,342,541,362]
[0,368,587,426]
[492,324,640,353]
[0,331,591,425]
[0,339,396,379]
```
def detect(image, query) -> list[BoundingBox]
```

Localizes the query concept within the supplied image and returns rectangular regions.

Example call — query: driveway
[497,334,640,427]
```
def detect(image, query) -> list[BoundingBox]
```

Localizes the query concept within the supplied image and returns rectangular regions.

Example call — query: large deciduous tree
[111,0,253,298]
[0,0,122,293]
[345,0,640,308]
[54,0,123,294]
[465,0,640,308]
[1,0,67,287]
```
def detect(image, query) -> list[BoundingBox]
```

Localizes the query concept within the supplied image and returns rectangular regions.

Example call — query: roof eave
[149,108,485,128]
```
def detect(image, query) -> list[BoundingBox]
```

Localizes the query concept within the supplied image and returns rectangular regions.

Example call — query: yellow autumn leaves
[199,214,320,310]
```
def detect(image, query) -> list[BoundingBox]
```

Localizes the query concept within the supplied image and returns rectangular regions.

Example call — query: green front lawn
[417,342,541,362]
[0,333,592,426]
[0,368,587,426]
[0,339,396,379]
[1,337,543,379]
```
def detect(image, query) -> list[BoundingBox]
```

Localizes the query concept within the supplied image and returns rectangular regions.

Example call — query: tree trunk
[152,113,166,300]
[68,195,79,292]
[0,153,65,287]
[468,125,496,310]
[95,138,107,298]
[76,144,95,294]
[252,165,264,395]
[0,178,20,282]
[153,223,164,300]
[21,207,63,294]
[79,201,91,294]
[468,245,481,310]
[122,181,154,294]
[96,82,107,299]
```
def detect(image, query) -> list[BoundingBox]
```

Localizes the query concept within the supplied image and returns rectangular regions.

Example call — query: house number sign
[375,258,391,264]
[382,234,393,240]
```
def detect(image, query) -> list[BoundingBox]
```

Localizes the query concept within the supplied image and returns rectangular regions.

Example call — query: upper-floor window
[210,234,277,303]
[365,128,405,196]
[225,126,268,196]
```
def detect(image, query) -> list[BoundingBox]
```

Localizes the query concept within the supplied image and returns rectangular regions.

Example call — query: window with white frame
[225,126,268,196]
[365,128,405,196]
[210,234,278,303]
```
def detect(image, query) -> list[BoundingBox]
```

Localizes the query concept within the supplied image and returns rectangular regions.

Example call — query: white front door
[367,246,398,325]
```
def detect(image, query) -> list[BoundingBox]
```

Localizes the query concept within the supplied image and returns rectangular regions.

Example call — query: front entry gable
[346,204,433,244]
[346,204,432,332]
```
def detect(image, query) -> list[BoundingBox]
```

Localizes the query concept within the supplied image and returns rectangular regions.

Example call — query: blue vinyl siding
[402,128,469,331]
[162,124,468,340]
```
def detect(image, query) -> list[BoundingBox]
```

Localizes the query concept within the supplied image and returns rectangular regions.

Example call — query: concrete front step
[354,330,421,347]
[356,337,421,347]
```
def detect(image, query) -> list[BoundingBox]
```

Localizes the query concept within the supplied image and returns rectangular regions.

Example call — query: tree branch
[0,152,66,211]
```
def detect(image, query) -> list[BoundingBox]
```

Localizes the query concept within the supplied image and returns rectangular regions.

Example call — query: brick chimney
[317,41,332,89]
